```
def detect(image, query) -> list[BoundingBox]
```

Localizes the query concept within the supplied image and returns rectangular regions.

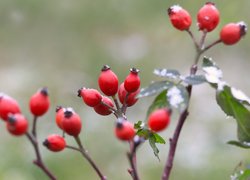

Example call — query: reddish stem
[74,136,107,180]
[26,132,56,180]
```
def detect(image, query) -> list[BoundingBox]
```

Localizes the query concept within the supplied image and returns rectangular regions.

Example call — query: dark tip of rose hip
[167,7,173,15]
[56,106,63,112]
[167,108,172,116]
[130,68,140,74]
[64,109,73,118]
[239,22,247,37]
[77,88,83,97]
[40,87,49,96]
[101,65,110,71]
[205,2,215,5]
[116,118,124,129]
[43,139,49,147]
[8,114,16,124]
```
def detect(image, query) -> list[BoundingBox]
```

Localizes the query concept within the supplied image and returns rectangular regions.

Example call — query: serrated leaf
[202,57,223,84]
[182,75,207,85]
[228,140,250,149]
[167,85,189,113]
[152,133,166,144]
[146,90,169,117]
[134,121,143,129]
[153,69,180,79]
[216,85,250,142]
[149,135,160,161]
[137,81,174,98]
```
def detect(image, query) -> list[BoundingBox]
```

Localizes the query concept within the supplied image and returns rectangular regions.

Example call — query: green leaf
[216,85,250,142]
[153,69,180,80]
[202,57,223,84]
[149,135,160,161]
[134,121,143,129]
[137,81,174,98]
[182,75,206,85]
[136,129,150,139]
[239,169,250,180]
[167,84,189,113]
[146,90,168,117]
[231,87,250,106]
[152,133,166,144]
[228,140,250,149]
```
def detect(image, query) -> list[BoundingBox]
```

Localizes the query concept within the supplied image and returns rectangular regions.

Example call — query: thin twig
[26,132,57,180]
[186,29,199,51]
[162,29,221,180]
[32,116,38,138]
[74,136,107,180]
[127,137,142,180]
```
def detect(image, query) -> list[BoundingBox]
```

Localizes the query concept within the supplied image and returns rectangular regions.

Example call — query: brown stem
[26,132,56,180]
[162,30,221,180]
[32,116,38,138]
[127,137,142,180]
[186,29,199,52]
[74,136,107,180]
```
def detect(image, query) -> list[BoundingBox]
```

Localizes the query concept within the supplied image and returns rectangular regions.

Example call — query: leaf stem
[74,136,107,180]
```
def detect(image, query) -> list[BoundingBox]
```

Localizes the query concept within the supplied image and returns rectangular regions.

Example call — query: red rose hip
[124,68,140,93]
[148,108,170,132]
[118,83,139,107]
[197,2,220,32]
[115,120,135,141]
[168,5,192,31]
[43,134,66,152]
[94,96,114,116]
[29,87,50,116]
[98,65,119,96]
[0,94,21,121]
[78,88,102,107]
[55,106,65,130]
[6,113,28,136]
[220,22,247,45]
[61,108,82,136]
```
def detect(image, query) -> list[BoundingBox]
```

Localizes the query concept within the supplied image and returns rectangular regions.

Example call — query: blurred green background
[0,0,250,179]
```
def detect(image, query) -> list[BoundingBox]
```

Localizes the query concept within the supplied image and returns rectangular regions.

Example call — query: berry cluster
[168,2,247,45]
[77,65,141,141]
[0,88,50,136]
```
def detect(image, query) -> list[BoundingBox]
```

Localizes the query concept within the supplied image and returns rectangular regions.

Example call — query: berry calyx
[94,96,114,116]
[29,87,50,116]
[55,106,65,130]
[124,68,140,93]
[98,65,119,96]
[78,88,102,107]
[148,108,171,132]
[197,2,220,32]
[118,83,139,107]
[43,134,66,152]
[6,113,28,136]
[168,5,192,31]
[0,94,21,121]
[61,108,82,136]
[115,120,135,141]
[220,22,247,45]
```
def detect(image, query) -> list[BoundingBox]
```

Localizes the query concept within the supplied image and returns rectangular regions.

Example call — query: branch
[74,136,107,180]
[26,132,56,180]
[162,29,221,180]
[127,137,142,180]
